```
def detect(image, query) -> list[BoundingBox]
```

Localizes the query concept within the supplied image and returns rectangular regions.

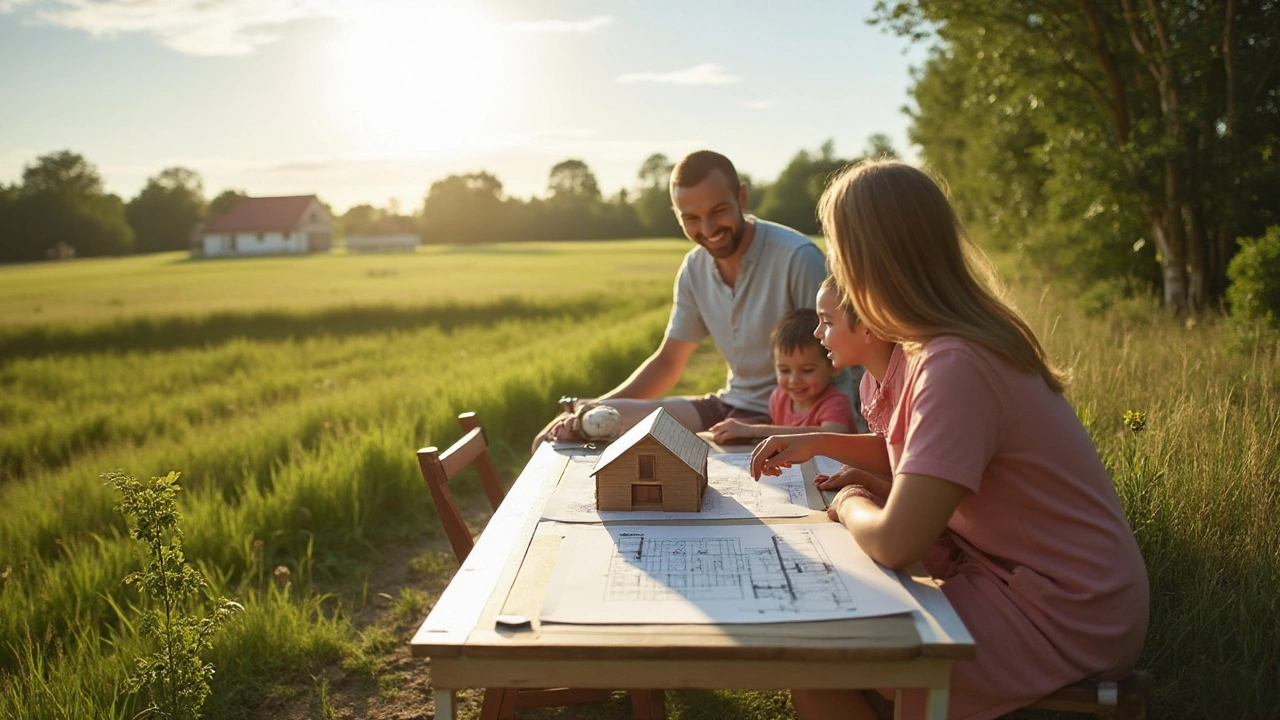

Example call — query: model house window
[638,454,655,479]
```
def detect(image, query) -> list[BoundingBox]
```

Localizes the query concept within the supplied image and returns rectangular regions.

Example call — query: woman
[750,160,1148,719]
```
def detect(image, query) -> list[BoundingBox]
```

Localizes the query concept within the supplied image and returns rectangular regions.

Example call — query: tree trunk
[1149,207,1189,311]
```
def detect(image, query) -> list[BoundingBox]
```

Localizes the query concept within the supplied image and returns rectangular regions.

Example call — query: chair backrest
[458,412,506,511]
[417,412,507,563]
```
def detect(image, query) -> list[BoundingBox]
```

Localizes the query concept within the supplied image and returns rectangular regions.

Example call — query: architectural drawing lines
[604,528,855,613]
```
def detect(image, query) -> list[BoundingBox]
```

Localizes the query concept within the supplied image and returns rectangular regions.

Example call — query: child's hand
[816,466,893,498]
[709,418,753,444]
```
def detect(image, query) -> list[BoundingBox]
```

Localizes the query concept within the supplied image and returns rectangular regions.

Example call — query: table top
[410,441,974,666]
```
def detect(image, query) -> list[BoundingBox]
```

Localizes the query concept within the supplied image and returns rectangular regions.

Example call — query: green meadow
[0,241,1276,718]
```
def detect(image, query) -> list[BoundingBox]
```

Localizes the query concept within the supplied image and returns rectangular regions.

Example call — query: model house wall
[591,408,709,512]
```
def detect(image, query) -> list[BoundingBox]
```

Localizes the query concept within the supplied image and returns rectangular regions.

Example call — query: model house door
[631,484,662,509]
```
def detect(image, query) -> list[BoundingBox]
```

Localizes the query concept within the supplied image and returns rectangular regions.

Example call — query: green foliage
[1227,225,1280,330]
[126,168,206,255]
[420,172,507,244]
[0,151,134,262]
[755,137,900,235]
[206,190,247,223]
[104,470,242,719]
[881,0,1280,309]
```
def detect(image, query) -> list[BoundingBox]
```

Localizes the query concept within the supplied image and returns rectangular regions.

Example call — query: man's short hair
[671,150,741,191]
[771,308,826,361]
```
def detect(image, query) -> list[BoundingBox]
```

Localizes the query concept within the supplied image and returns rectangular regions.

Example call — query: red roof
[204,195,321,233]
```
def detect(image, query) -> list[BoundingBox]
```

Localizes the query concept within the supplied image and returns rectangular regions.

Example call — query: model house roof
[204,195,324,233]
[592,407,710,476]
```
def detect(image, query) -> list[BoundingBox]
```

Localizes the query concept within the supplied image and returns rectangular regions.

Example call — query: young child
[709,308,855,444]
[811,275,905,496]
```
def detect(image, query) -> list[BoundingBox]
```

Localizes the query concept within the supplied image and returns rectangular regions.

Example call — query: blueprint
[540,452,814,522]
[539,522,920,624]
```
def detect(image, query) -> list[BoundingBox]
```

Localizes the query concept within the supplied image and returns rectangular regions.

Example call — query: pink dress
[888,337,1148,720]
[767,384,856,429]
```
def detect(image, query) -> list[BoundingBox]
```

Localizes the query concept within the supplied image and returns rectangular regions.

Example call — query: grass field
[0,241,1276,719]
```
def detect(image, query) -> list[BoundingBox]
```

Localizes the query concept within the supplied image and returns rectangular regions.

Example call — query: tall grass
[0,242,1276,718]
[1017,284,1280,718]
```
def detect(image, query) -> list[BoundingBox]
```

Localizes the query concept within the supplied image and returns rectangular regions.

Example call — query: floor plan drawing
[540,522,921,624]
[540,452,812,523]
[606,530,854,614]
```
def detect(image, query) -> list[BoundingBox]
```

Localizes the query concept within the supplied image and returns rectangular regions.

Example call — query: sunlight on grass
[0,241,1275,718]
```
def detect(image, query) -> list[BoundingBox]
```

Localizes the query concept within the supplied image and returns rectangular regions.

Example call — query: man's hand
[530,411,578,454]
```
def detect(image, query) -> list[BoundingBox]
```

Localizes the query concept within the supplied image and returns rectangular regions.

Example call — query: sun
[330,1,508,157]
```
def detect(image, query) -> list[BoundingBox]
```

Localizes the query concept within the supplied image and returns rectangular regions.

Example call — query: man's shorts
[688,393,772,430]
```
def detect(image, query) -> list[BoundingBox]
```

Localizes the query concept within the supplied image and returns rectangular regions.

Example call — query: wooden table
[411,443,974,719]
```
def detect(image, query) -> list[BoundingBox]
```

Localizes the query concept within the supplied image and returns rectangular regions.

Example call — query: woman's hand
[749,433,822,479]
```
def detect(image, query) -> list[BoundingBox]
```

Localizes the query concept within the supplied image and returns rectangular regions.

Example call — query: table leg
[924,687,949,720]
[434,689,457,720]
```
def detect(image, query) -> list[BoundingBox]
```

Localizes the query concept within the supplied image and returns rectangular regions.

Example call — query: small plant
[1123,410,1147,435]
[104,470,242,720]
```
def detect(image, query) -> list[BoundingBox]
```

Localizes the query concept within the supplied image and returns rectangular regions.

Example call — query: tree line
[0,137,898,265]
[879,0,1280,311]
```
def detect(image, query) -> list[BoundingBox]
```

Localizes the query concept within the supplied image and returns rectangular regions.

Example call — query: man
[534,150,854,450]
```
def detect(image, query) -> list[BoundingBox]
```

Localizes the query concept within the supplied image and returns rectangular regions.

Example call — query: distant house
[346,233,421,253]
[195,195,333,258]
[591,408,710,512]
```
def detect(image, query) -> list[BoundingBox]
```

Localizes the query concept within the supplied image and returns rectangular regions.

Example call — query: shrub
[1227,225,1280,327]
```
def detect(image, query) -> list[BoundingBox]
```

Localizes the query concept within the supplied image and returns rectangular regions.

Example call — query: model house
[194,195,333,257]
[591,408,709,511]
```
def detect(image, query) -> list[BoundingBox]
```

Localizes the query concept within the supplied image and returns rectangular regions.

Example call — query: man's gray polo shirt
[666,217,854,415]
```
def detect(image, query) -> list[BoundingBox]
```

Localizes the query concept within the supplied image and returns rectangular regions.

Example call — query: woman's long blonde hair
[817,160,1066,393]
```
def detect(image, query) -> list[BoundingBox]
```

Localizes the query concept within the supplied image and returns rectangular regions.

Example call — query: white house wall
[200,231,308,256]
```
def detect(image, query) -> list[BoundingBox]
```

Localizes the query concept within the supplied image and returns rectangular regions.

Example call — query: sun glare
[330,2,508,157]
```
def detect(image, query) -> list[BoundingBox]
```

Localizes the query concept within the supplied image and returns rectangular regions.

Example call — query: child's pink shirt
[888,336,1148,720]
[859,343,906,436]
[767,384,855,429]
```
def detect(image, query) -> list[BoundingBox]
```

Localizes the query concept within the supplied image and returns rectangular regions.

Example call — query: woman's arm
[829,472,969,569]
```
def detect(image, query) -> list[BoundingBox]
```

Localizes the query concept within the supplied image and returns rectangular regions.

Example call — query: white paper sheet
[540,522,919,624]
[540,452,814,522]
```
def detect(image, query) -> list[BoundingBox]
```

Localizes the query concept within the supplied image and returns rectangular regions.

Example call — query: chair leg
[479,687,517,720]
[629,689,667,720]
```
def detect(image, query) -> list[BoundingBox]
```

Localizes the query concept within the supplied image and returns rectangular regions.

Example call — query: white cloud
[509,14,612,33]
[0,0,37,13]
[22,0,342,56]
[617,63,740,86]
[744,99,776,109]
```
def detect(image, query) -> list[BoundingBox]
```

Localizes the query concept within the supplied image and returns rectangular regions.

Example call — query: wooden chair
[1020,669,1152,719]
[417,412,667,720]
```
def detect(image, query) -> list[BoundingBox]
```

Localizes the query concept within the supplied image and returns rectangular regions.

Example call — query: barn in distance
[591,407,709,512]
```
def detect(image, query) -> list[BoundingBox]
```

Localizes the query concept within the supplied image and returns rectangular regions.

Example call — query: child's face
[773,344,835,408]
[815,286,866,370]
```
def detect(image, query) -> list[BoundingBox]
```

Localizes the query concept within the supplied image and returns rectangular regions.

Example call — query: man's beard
[699,212,746,259]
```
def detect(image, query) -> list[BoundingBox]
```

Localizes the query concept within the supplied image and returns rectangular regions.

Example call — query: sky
[0,0,931,214]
